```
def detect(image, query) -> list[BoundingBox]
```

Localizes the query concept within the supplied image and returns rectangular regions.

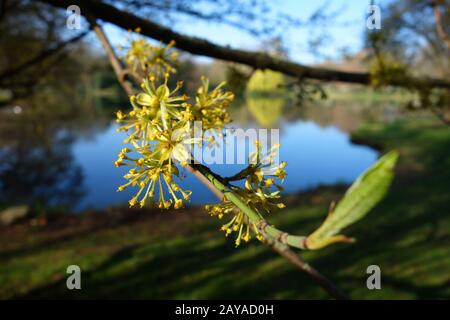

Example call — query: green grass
[0,117,449,299]
[325,86,415,103]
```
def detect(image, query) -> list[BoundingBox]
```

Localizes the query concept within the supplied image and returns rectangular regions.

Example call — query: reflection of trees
[230,95,402,134]
[246,96,284,128]
[0,131,84,210]
[246,70,285,94]
[0,94,113,210]
[281,99,402,134]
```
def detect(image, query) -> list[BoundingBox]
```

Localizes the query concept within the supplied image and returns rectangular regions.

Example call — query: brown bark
[0,30,88,83]
[273,243,349,300]
[84,15,134,95]
[38,0,450,89]
[432,1,450,51]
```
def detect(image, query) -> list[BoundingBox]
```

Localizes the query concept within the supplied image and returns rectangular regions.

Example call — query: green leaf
[306,150,399,250]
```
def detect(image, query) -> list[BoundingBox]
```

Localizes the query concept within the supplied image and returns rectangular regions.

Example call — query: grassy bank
[325,86,414,103]
[1,117,449,299]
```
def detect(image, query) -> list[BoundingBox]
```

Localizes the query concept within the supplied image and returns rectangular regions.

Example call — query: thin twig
[38,0,450,89]
[85,14,134,96]
[272,242,349,300]
[432,1,450,51]
[0,30,89,82]
[431,107,450,126]
[185,165,224,199]
[194,163,350,299]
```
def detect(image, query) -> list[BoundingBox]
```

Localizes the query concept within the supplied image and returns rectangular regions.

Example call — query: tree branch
[38,0,450,89]
[432,1,450,51]
[0,30,89,83]
[88,15,349,299]
[271,241,349,300]
[194,163,349,299]
[84,14,134,96]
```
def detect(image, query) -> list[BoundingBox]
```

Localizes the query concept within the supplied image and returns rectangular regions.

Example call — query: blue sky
[100,0,387,65]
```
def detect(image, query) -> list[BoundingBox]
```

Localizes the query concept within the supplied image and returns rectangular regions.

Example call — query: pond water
[0,98,390,212]
[71,115,378,211]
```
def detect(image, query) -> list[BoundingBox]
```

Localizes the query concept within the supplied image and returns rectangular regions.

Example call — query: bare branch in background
[38,0,450,89]
[0,30,89,83]
[111,0,294,37]
[84,15,134,95]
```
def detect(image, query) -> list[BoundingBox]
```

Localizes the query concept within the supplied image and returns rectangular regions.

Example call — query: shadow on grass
[9,120,450,299]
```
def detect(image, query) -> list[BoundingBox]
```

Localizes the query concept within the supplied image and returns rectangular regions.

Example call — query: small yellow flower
[174,199,183,209]
[192,77,234,131]
[116,110,125,120]
[129,197,138,207]
[205,202,259,246]
[124,37,177,76]
[114,157,124,167]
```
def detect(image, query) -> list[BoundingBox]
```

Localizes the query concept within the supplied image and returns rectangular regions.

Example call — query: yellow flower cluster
[205,142,287,246]
[116,36,288,248]
[192,77,234,131]
[115,71,233,209]
[125,32,177,76]
[205,202,264,247]
[369,54,409,88]
[117,153,191,209]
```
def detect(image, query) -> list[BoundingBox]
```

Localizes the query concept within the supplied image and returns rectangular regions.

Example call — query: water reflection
[246,96,284,128]
[279,120,377,191]
[0,131,84,210]
[0,111,86,210]
[0,99,112,211]
[0,96,399,212]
